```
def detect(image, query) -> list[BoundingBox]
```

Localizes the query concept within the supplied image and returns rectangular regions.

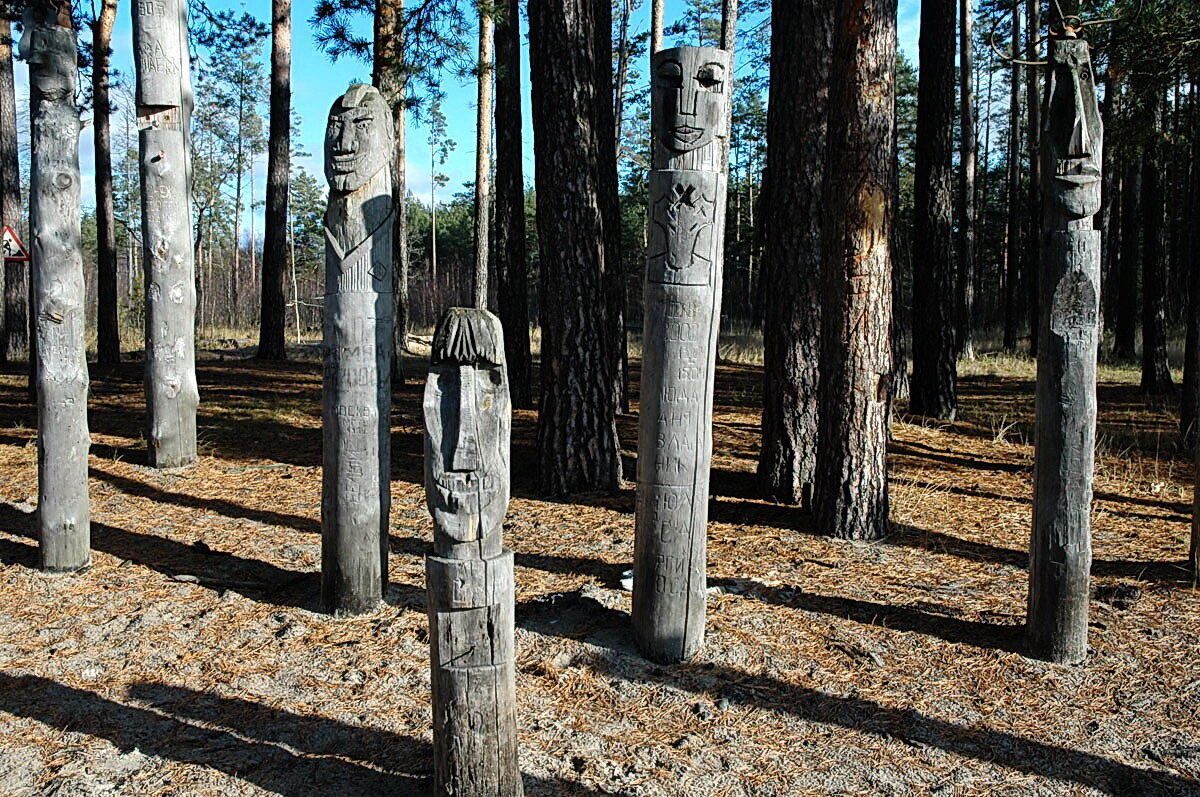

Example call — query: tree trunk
[1024,0,1041,357]
[814,0,895,541]
[910,0,957,420]
[593,0,625,417]
[1002,6,1022,353]
[1099,78,1120,331]
[1114,162,1140,360]
[473,1,493,310]
[1141,150,1173,394]
[650,0,663,54]
[92,0,120,364]
[528,0,621,495]
[757,0,829,507]
[0,16,28,365]
[22,1,91,571]
[1181,135,1200,445]
[133,0,199,468]
[494,0,532,408]
[956,0,975,361]
[720,0,737,51]
[373,0,409,376]
[257,0,291,360]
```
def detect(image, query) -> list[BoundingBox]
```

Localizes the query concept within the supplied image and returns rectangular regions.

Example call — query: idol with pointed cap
[1042,37,1103,222]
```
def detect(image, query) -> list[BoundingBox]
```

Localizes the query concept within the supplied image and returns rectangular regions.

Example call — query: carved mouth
[671,126,704,144]
[330,152,365,173]
[1054,158,1100,186]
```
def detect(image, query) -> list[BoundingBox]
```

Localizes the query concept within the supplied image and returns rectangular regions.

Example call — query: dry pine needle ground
[0,351,1196,796]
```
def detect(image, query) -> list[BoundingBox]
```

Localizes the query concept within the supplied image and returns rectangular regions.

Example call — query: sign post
[2,225,29,261]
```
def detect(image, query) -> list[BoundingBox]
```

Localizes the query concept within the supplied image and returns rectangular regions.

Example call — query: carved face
[19,6,77,101]
[652,47,731,154]
[324,85,392,194]
[423,309,510,549]
[1043,39,1103,220]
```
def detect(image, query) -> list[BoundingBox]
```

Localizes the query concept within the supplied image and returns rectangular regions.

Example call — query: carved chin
[1052,182,1102,220]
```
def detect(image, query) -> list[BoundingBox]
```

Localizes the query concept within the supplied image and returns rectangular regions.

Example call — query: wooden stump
[22,1,90,572]
[1028,36,1104,664]
[132,0,198,469]
[423,308,521,796]
[632,46,731,663]
[320,85,394,616]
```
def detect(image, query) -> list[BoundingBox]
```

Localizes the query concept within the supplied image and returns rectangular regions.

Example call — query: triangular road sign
[2,226,29,262]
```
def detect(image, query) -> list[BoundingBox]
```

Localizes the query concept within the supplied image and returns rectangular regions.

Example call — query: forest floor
[0,344,1197,796]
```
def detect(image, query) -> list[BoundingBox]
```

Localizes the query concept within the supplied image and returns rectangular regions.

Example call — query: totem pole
[21,0,90,572]
[1027,26,1103,664]
[424,308,521,795]
[321,85,394,616]
[632,47,732,664]
[132,0,199,469]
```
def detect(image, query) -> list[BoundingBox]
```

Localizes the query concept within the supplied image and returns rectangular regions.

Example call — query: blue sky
[18,0,921,227]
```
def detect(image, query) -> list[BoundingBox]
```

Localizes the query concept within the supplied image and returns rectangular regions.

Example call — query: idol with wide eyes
[324,85,393,194]
[652,47,732,154]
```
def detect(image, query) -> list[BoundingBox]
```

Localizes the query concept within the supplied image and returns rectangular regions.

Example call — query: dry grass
[0,349,1196,796]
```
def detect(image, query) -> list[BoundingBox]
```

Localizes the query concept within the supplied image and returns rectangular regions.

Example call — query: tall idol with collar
[321,84,395,616]
[633,46,732,664]
[1027,22,1103,664]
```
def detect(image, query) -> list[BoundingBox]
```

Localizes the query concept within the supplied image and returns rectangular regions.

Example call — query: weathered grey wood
[321,85,394,617]
[423,307,520,796]
[21,0,90,572]
[1027,35,1104,664]
[132,0,198,469]
[633,46,730,664]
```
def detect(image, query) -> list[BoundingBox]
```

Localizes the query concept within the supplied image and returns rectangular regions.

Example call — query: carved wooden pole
[632,47,731,664]
[1027,31,1103,664]
[21,0,91,572]
[132,0,198,469]
[424,308,521,796]
[321,85,394,616]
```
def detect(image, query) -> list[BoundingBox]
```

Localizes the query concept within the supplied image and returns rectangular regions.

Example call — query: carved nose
[678,86,697,117]
[1068,74,1091,158]
[451,365,480,471]
[336,124,356,153]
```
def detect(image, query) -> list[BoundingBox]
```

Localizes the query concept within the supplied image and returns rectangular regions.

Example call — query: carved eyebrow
[354,116,372,123]
[657,60,683,74]
[701,63,725,76]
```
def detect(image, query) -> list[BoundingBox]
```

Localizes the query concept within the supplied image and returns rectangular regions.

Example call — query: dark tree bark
[814,0,895,541]
[0,16,27,365]
[593,0,624,418]
[1141,150,1173,394]
[757,0,829,507]
[1002,6,1021,353]
[1099,78,1120,332]
[528,0,621,495]
[1024,0,1041,357]
[956,0,975,360]
[1181,136,1200,445]
[494,0,532,408]
[257,0,290,360]
[1114,162,1140,361]
[910,0,956,420]
[92,0,120,364]
[374,0,409,375]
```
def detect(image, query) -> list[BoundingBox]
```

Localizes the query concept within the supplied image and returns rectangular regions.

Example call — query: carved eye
[1079,68,1091,81]
[657,60,683,88]
[354,116,372,130]
[697,63,724,92]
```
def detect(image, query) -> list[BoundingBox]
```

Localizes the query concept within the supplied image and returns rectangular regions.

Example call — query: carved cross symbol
[656,182,714,272]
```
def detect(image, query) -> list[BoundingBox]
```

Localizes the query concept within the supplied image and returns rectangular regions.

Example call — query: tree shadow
[390,535,627,586]
[574,653,1198,796]
[710,578,1025,653]
[0,675,609,796]
[88,466,321,535]
[0,503,322,609]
